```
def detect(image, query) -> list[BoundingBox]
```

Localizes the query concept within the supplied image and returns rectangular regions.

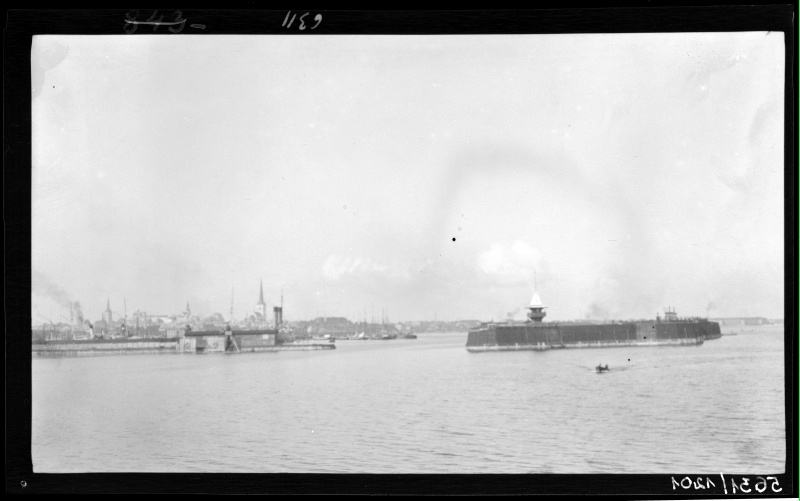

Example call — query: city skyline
[32,33,785,323]
[31,274,786,329]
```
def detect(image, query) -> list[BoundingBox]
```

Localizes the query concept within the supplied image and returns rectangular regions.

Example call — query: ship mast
[230,287,235,323]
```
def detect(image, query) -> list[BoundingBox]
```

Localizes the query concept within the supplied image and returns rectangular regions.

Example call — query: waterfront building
[709,317,772,326]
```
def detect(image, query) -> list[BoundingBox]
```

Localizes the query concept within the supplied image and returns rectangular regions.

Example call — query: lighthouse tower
[255,279,267,324]
[527,290,547,323]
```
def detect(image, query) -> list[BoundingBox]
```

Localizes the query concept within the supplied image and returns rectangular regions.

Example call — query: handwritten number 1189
[282,11,322,30]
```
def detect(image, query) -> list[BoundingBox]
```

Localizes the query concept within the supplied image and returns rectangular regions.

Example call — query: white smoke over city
[32,271,83,324]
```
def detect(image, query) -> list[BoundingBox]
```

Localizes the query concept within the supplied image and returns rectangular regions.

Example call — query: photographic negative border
[6,4,796,496]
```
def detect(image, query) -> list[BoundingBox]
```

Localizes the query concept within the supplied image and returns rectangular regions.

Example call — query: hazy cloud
[323,255,410,282]
[31,33,784,321]
[477,241,542,284]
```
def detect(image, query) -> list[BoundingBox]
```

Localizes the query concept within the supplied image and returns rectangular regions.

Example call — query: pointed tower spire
[254,279,267,324]
[105,297,112,324]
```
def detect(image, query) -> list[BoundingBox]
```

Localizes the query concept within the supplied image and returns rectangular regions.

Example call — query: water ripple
[32,330,785,473]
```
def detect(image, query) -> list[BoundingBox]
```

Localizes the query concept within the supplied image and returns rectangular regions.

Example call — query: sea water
[31,326,785,473]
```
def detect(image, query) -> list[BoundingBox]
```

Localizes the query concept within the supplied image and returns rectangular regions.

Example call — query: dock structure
[32,326,335,357]
[180,327,278,354]
[32,281,332,357]
[467,293,721,352]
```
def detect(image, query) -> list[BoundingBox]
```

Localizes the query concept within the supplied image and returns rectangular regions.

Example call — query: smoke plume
[32,271,83,324]
[584,301,611,320]
[71,301,84,325]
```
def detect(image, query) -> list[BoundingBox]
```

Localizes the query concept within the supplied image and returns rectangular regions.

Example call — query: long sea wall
[32,337,335,357]
[466,320,720,352]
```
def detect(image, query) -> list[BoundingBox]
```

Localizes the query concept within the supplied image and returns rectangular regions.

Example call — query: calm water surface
[32,328,786,473]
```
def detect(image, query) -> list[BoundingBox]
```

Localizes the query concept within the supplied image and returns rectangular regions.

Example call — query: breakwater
[466,320,720,352]
[32,335,335,357]
[32,338,179,357]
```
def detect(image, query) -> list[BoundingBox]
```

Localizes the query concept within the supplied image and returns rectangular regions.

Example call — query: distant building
[710,317,771,326]
[254,279,267,324]
[308,317,354,335]
[104,298,113,324]
[160,323,185,338]
[147,314,176,323]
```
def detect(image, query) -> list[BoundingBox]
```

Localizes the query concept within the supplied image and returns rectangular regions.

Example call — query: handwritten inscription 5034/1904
[672,474,782,494]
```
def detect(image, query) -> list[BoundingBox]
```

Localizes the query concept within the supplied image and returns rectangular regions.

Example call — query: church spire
[258,278,266,305]
[254,279,267,324]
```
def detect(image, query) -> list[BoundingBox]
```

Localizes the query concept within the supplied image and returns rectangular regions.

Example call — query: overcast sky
[31,33,785,323]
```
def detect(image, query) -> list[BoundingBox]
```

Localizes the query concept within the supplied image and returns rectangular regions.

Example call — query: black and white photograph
[8,6,795,496]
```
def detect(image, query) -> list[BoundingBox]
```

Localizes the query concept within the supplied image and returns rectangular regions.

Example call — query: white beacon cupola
[527,290,547,323]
